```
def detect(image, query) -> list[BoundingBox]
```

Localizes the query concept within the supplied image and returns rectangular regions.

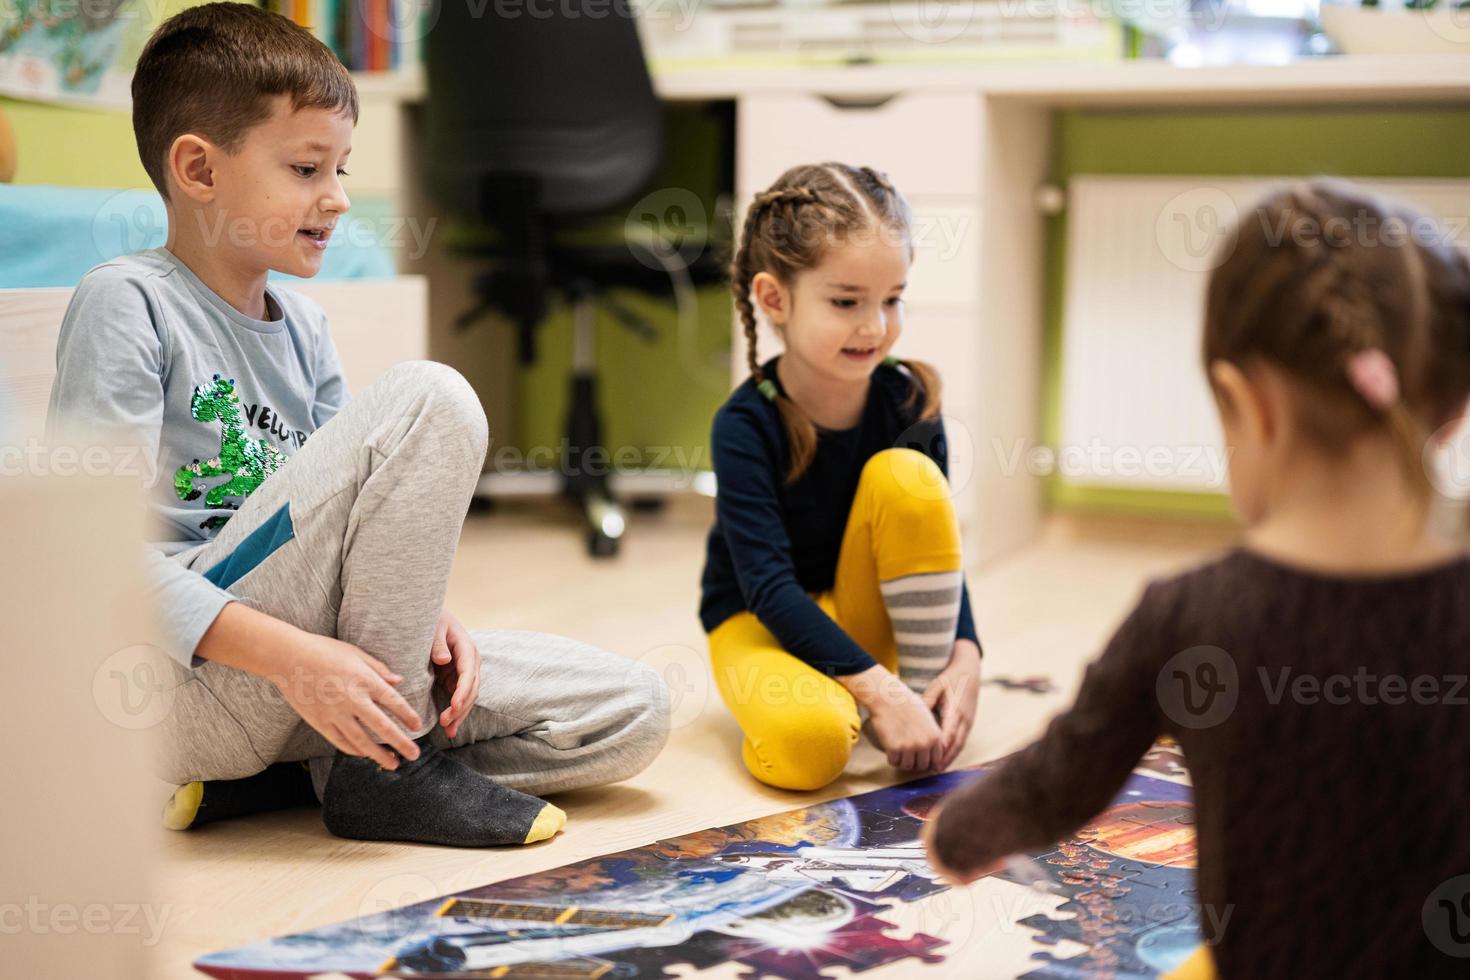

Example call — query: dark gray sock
[320,736,553,848]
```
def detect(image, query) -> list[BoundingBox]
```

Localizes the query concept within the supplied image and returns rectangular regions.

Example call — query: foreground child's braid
[732,162,942,483]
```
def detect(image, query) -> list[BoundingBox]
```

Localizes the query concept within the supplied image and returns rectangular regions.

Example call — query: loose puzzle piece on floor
[982,676,1057,695]
[195,758,1200,980]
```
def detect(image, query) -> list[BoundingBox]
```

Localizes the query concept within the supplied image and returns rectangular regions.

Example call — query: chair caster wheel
[587,528,621,558]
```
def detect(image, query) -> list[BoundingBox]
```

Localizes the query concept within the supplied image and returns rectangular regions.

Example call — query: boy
[47,2,668,847]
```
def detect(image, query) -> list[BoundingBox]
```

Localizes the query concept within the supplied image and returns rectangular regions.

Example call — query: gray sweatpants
[157,361,669,798]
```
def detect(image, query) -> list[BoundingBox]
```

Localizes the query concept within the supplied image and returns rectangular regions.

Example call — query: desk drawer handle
[818,93,899,111]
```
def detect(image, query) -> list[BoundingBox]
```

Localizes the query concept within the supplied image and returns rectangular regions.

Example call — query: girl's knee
[859,448,951,511]
[744,707,858,791]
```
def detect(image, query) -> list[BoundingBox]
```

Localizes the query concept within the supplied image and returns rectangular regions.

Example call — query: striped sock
[880,570,963,695]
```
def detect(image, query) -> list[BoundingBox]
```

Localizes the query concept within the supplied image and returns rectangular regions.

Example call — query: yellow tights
[708,448,963,791]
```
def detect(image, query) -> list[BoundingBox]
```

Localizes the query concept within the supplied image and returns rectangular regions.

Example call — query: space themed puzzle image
[195,751,1202,979]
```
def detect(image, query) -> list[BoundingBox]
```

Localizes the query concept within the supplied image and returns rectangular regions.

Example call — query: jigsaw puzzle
[195,757,1201,979]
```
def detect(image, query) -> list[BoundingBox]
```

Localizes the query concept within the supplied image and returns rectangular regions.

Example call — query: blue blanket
[1,184,395,288]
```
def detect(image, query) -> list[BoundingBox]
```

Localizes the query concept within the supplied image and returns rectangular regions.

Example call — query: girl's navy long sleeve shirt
[699,358,979,676]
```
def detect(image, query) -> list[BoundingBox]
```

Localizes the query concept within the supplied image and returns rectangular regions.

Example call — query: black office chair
[423,6,723,557]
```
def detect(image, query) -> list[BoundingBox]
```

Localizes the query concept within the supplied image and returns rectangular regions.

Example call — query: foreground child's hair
[1204,180,1470,497]
[732,162,941,483]
[132,2,359,200]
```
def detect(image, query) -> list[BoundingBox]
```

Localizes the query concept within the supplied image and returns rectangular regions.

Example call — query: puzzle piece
[983,675,1056,694]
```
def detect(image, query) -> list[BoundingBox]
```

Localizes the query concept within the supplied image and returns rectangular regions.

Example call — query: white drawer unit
[736,90,983,201]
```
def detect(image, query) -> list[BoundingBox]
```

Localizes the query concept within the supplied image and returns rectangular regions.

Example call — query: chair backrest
[422,4,663,219]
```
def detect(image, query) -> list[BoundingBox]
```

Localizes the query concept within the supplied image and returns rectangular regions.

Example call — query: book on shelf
[260,0,422,74]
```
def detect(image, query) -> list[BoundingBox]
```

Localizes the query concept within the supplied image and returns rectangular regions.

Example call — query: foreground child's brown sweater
[932,547,1470,978]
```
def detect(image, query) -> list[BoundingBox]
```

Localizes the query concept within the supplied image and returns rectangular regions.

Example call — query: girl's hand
[432,608,481,739]
[920,801,1004,886]
[270,631,423,769]
[924,639,982,771]
[845,666,946,772]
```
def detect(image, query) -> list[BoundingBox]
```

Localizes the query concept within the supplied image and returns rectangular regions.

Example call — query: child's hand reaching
[920,800,1004,886]
[431,608,481,739]
[924,639,982,771]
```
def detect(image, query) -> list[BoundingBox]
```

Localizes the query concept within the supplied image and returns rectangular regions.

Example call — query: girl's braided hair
[732,162,941,483]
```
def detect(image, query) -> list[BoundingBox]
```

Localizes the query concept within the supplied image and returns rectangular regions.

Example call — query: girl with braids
[698,162,983,792]
[925,181,1470,980]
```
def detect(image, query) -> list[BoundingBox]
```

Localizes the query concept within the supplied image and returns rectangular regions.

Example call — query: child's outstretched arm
[925,583,1170,879]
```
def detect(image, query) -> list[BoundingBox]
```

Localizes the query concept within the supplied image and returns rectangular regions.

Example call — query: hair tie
[883,355,900,368]
[756,378,778,402]
[1346,348,1399,412]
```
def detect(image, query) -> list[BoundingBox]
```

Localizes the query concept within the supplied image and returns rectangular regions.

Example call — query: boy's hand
[431,608,480,739]
[924,639,982,772]
[844,666,947,772]
[270,632,423,770]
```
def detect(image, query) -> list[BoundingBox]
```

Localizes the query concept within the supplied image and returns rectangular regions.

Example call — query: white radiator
[1058,176,1470,493]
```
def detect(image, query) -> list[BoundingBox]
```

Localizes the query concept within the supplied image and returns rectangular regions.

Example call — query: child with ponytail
[924,181,1470,978]
[699,162,983,792]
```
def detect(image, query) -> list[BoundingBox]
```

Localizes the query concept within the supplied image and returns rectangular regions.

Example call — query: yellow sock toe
[523,803,566,844]
[163,781,204,831]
